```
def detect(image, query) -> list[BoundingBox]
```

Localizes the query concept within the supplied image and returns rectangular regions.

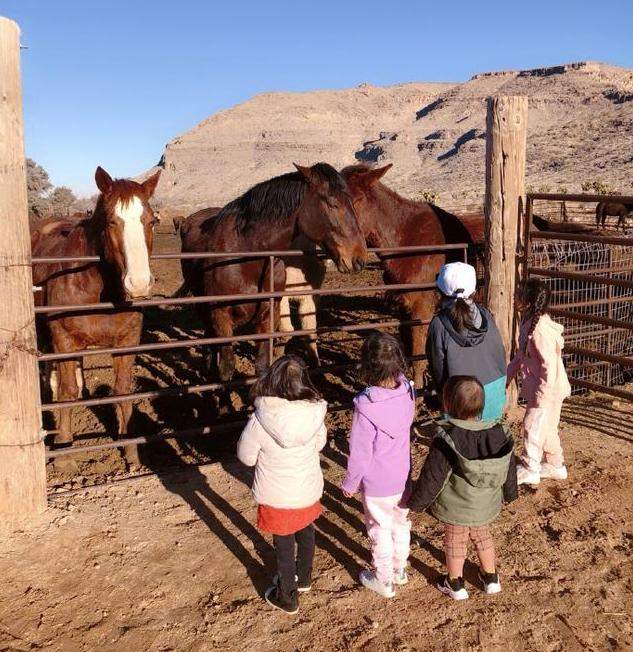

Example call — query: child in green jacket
[407,375,517,600]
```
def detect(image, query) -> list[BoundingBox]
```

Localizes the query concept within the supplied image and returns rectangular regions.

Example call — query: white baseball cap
[436,262,477,299]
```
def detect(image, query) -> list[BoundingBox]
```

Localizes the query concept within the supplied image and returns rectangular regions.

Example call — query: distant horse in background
[595,201,633,231]
[180,162,367,383]
[32,167,161,467]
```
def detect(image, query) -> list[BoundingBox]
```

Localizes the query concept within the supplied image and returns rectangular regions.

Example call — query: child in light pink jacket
[507,279,571,486]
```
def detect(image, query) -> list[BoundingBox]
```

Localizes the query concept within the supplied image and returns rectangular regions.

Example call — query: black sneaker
[436,575,469,600]
[272,573,311,593]
[264,585,299,614]
[479,569,501,595]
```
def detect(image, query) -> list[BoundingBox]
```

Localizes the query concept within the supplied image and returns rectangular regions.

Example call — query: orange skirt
[257,501,322,536]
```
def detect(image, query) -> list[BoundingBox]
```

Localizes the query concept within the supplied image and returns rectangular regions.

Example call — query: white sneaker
[359,570,395,598]
[517,464,540,486]
[393,568,409,586]
[540,462,568,480]
[437,575,469,600]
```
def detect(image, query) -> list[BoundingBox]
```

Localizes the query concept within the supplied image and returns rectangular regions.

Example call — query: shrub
[581,180,615,194]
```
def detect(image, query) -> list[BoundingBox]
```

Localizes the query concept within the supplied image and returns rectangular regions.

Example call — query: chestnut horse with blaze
[342,164,476,388]
[180,162,367,382]
[32,167,161,466]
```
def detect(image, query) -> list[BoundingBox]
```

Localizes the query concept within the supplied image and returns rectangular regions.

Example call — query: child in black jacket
[407,376,518,600]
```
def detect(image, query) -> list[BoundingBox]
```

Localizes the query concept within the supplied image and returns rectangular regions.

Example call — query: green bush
[581,180,615,194]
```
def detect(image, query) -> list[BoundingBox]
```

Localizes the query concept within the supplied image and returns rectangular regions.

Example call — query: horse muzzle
[123,273,155,300]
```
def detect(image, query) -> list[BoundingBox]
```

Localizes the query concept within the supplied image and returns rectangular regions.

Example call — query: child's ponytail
[521,279,551,353]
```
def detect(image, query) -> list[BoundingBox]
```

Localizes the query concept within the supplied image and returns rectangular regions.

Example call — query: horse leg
[254,299,281,375]
[49,363,59,402]
[408,294,433,390]
[54,359,79,446]
[298,294,319,366]
[112,353,139,467]
[279,295,294,333]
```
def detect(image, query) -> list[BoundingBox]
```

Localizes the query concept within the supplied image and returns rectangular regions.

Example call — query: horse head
[341,163,393,231]
[94,166,161,299]
[293,162,367,273]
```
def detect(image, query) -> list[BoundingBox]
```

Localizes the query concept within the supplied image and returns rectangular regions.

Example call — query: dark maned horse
[595,201,633,231]
[180,162,367,383]
[342,164,475,388]
[32,167,161,466]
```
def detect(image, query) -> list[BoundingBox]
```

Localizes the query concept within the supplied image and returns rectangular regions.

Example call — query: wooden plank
[484,96,528,409]
[0,17,47,527]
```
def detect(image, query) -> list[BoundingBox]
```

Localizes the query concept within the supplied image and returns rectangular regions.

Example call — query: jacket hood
[254,396,327,448]
[439,305,489,347]
[354,374,415,439]
[538,314,564,337]
[440,426,513,489]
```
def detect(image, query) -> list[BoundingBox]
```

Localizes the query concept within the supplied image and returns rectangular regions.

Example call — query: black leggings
[273,524,315,597]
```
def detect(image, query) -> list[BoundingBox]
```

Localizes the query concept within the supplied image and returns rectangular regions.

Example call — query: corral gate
[523,193,633,402]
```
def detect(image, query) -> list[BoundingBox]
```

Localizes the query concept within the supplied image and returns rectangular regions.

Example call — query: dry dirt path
[2,394,632,651]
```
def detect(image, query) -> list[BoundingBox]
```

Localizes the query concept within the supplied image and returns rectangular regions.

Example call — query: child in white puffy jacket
[237,355,327,615]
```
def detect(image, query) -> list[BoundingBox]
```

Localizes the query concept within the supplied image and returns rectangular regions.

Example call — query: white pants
[362,493,411,584]
[520,401,564,473]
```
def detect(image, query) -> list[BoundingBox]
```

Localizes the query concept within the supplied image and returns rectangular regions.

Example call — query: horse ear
[356,164,393,187]
[95,166,113,194]
[142,170,161,198]
[293,163,316,185]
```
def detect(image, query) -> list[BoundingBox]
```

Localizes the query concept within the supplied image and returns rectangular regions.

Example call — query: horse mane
[202,163,348,234]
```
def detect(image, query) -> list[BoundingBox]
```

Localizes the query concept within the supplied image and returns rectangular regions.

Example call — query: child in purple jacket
[341,332,415,598]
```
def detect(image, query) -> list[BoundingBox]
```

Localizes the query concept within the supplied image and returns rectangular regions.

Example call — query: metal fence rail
[38,242,466,459]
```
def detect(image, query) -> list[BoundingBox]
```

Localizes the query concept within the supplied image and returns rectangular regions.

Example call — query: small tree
[49,186,77,217]
[26,158,52,218]
[412,188,439,204]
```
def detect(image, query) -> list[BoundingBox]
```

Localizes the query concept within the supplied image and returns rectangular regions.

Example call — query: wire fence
[528,225,633,395]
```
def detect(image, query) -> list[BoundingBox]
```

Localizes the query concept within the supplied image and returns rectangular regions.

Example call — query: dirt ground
[1,393,632,651]
[2,228,632,651]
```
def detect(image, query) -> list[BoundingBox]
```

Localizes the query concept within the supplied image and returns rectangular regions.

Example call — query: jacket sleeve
[426,317,445,391]
[487,312,508,375]
[236,415,262,467]
[406,434,452,512]
[531,322,558,403]
[503,443,519,503]
[341,406,376,494]
[315,422,327,452]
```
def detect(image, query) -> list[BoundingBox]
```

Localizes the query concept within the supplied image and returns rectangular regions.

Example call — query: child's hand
[342,489,354,499]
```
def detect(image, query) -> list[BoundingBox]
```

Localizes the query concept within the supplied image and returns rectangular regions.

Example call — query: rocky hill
[146,61,633,215]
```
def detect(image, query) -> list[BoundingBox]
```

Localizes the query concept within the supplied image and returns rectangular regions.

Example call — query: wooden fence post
[484,96,528,411]
[0,16,47,527]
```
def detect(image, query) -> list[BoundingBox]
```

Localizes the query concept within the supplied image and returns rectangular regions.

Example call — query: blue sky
[3,0,632,196]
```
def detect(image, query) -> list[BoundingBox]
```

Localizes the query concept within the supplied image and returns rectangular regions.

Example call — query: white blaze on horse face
[115,196,153,298]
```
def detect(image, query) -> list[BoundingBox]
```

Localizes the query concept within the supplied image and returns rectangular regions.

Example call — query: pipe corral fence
[35,243,469,461]
[524,193,633,402]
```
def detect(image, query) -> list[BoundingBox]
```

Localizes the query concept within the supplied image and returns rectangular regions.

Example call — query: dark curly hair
[520,279,551,353]
[250,354,322,402]
[359,332,408,387]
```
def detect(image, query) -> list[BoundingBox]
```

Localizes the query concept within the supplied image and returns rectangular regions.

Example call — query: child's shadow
[149,439,274,596]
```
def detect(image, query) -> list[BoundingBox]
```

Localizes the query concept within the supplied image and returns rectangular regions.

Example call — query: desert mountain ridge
[143,60,633,216]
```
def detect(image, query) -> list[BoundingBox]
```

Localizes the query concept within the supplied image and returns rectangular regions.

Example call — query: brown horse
[342,164,475,388]
[180,162,367,383]
[595,201,633,231]
[32,166,161,466]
